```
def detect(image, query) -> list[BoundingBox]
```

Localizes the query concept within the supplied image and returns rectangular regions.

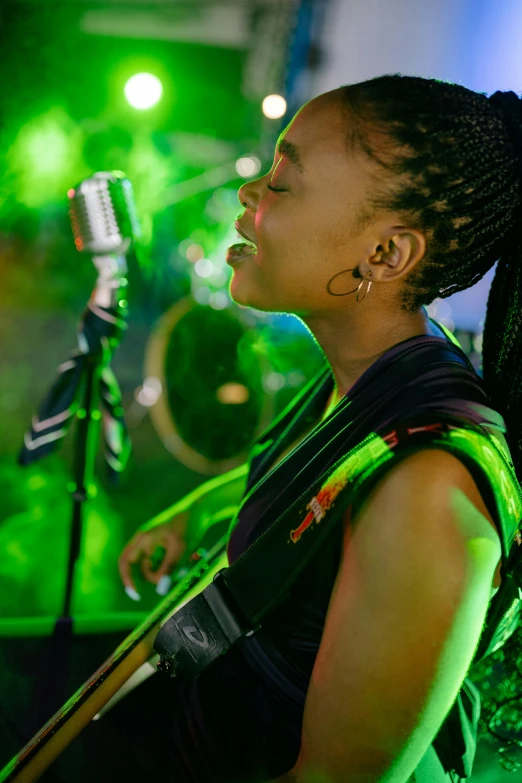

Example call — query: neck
[304,305,435,408]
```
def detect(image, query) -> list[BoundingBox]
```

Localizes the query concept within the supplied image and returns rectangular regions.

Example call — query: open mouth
[226,234,257,264]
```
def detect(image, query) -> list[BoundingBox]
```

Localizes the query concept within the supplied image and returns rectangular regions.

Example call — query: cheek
[255,198,353,286]
[256,203,323,264]
[259,246,333,302]
[256,214,326,276]
[255,205,287,252]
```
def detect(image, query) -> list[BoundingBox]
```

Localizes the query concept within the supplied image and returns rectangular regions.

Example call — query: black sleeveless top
[223,320,507,779]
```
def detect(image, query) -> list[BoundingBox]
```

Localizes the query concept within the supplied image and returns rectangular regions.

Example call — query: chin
[228,268,299,314]
[229,276,268,311]
[230,289,272,312]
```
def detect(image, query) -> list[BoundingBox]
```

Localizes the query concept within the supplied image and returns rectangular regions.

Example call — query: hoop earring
[356,271,372,302]
[326,267,359,297]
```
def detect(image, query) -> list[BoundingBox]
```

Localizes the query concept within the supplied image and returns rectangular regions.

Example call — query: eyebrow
[276,136,304,173]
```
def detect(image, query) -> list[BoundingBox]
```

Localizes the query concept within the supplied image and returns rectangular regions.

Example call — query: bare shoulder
[344,447,502,590]
[348,447,500,543]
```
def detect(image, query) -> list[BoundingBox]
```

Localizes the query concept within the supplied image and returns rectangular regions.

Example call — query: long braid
[483,248,522,473]
[339,76,522,477]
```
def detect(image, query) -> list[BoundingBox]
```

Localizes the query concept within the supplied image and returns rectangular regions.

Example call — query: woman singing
[101,75,522,783]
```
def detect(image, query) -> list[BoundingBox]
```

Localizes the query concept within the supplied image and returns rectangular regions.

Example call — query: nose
[237,174,265,212]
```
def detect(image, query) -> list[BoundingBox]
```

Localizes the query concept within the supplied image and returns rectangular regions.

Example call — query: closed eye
[267,183,286,193]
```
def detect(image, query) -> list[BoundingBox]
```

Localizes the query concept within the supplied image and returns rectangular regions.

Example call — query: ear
[365,229,426,283]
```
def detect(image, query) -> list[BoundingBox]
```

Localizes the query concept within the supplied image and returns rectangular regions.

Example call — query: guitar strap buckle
[153,569,253,678]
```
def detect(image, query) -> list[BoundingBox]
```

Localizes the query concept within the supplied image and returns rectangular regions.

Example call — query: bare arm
[119,463,249,595]
[283,449,501,783]
[140,462,249,533]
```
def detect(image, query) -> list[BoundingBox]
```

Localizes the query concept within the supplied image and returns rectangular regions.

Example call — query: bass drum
[144,296,274,475]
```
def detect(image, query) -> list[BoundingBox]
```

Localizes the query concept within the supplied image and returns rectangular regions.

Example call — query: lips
[234,221,257,245]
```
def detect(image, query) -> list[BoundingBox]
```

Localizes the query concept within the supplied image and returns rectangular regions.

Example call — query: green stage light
[8,107,83,207]
[124,73,163,110]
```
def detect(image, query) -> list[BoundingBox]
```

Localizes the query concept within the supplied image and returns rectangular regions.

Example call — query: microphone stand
[59,354,101,627]
[58,254,128,629]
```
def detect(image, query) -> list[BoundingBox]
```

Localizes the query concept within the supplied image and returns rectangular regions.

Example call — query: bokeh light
[216,383,249,404]
[124,73,163,110]
[134,376,162,407]
[8,107,84,207]
[209,291,229,310]
[236,155,262,178]
[185,243,205,263]
[194,258,214,278]
[262,371,286,393]
[262,94,287,119]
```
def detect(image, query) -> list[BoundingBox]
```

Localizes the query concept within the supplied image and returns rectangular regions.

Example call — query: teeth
[236,232,256,248]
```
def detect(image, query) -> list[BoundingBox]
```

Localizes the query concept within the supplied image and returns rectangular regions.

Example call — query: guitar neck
[0,536,228,783]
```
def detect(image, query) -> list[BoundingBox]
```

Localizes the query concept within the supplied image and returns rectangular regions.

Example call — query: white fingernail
[156,575,172,596]
[124,586,141,601]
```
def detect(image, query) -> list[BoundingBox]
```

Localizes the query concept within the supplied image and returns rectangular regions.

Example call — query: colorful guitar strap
[154,412,522,677]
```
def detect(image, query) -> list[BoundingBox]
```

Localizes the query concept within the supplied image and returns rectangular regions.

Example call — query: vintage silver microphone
[68,170,140,307]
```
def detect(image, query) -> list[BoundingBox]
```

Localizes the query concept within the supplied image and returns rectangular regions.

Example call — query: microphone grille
[68,171,140,255]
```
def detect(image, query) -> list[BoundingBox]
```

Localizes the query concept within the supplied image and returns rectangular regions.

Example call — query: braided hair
[338,76,522,479]
[338,75,522,771]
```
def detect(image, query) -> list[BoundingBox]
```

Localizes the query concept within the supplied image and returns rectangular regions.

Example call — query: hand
[118,510,189,601]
